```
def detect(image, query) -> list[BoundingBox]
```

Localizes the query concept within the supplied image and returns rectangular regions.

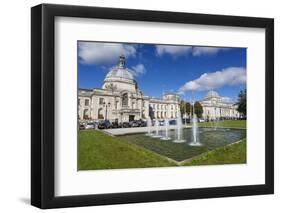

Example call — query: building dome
[102,55,137,92]
[206,90,220,98]
[105,55,134,80]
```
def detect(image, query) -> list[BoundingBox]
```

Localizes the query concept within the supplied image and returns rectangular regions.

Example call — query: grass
[78,120,247,170]
[182,139,246,166]
[78,130,176,170]
[198,120,246,129]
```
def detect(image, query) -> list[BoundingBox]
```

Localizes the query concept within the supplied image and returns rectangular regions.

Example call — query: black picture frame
[31,3,274,209]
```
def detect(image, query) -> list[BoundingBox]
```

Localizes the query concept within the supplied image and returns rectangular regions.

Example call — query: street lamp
[103,102,111,120]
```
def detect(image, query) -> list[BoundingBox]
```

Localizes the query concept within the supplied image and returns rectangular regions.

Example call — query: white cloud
[192,47,229,56]
[179,67,246,93]
[155,45,192,56]
[78,42,137,65]
[131,64,146,77]
[155,45,229,57]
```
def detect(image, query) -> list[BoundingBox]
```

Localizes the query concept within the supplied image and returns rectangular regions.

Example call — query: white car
[85,122,96,129]
[198,118,205,123]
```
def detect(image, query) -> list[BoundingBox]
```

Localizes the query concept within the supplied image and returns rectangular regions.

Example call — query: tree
[194,101,203,118]
[185,102,191,116]
[237,89,246,117]
[179,100,186,116]
[180,101,192,117]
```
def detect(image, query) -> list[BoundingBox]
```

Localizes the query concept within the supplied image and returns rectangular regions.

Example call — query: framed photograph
[31,4,274,209]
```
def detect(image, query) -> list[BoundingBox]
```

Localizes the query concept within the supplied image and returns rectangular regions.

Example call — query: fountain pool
[119,128,246,161]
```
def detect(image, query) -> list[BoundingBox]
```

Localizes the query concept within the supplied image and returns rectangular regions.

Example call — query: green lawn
[78,130,176,170]
[78,120,247,170]
[182,139,246,166]
[199,120,246,129]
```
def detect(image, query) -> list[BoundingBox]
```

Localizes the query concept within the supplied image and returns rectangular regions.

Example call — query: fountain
[152,119,162,138]
[161,119,171,140]
[173,112,185,143]
[189,113,201,146]
[145,117,154,136]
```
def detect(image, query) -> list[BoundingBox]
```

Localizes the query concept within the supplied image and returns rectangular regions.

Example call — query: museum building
[78,56,240,122]
[200,90,240,120]
[78,56,180,122]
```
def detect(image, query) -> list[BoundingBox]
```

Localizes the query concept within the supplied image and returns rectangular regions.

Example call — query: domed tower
[205,90,220,99]
[102,55,138,93]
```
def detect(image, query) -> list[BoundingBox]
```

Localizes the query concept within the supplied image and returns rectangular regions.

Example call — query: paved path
[104,125,192,136]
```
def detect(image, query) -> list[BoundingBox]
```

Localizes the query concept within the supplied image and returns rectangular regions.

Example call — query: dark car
[111,121,120,128]
[121,122,130,128]
[79,124,85,130]
[129,120,139,127]
[98,120,112,129]
[138,120,147,127]
[169,120,177,125]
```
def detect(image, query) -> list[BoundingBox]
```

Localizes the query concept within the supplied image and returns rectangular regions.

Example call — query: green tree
[179,100,185,116]
[185,102,191,116]
[180,101,192,117]
[194,101,203,118]
[237,89,246,117]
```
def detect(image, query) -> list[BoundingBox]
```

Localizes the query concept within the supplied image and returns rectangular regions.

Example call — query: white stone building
[78,56,180,122]
[200,90,240,120]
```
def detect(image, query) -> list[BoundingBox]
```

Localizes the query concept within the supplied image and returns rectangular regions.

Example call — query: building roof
[205,90,220,99]
[105,55,134,80]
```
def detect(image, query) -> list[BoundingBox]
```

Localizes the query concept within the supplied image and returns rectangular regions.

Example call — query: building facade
[78,56,240,122]
[78,56,180,122]
[200,90,240,120]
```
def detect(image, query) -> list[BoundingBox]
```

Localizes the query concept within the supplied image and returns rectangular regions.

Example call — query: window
[122,93,128,106]
[99,98,104,105]
[78,99,80,105]
[98,108,104,119]
[85,99,89,106]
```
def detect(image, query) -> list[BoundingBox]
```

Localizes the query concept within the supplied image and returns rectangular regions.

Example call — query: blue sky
[78,41,246,102]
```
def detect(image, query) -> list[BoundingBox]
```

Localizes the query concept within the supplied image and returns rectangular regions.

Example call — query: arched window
[122,93,128,106]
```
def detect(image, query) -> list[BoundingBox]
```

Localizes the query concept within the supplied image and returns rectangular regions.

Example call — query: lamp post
[103,102,111,120]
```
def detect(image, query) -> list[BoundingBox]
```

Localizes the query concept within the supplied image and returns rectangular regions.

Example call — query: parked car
[198,118,205,123]
[158,120,165,126]
[138,120,147,127]
[169,119,177,125]
[98,120,112,129]
[79,124,85,130]
[129,120,139,127]
[85,122,96,129]
[121,122,130,128]
[111,121,120,128]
